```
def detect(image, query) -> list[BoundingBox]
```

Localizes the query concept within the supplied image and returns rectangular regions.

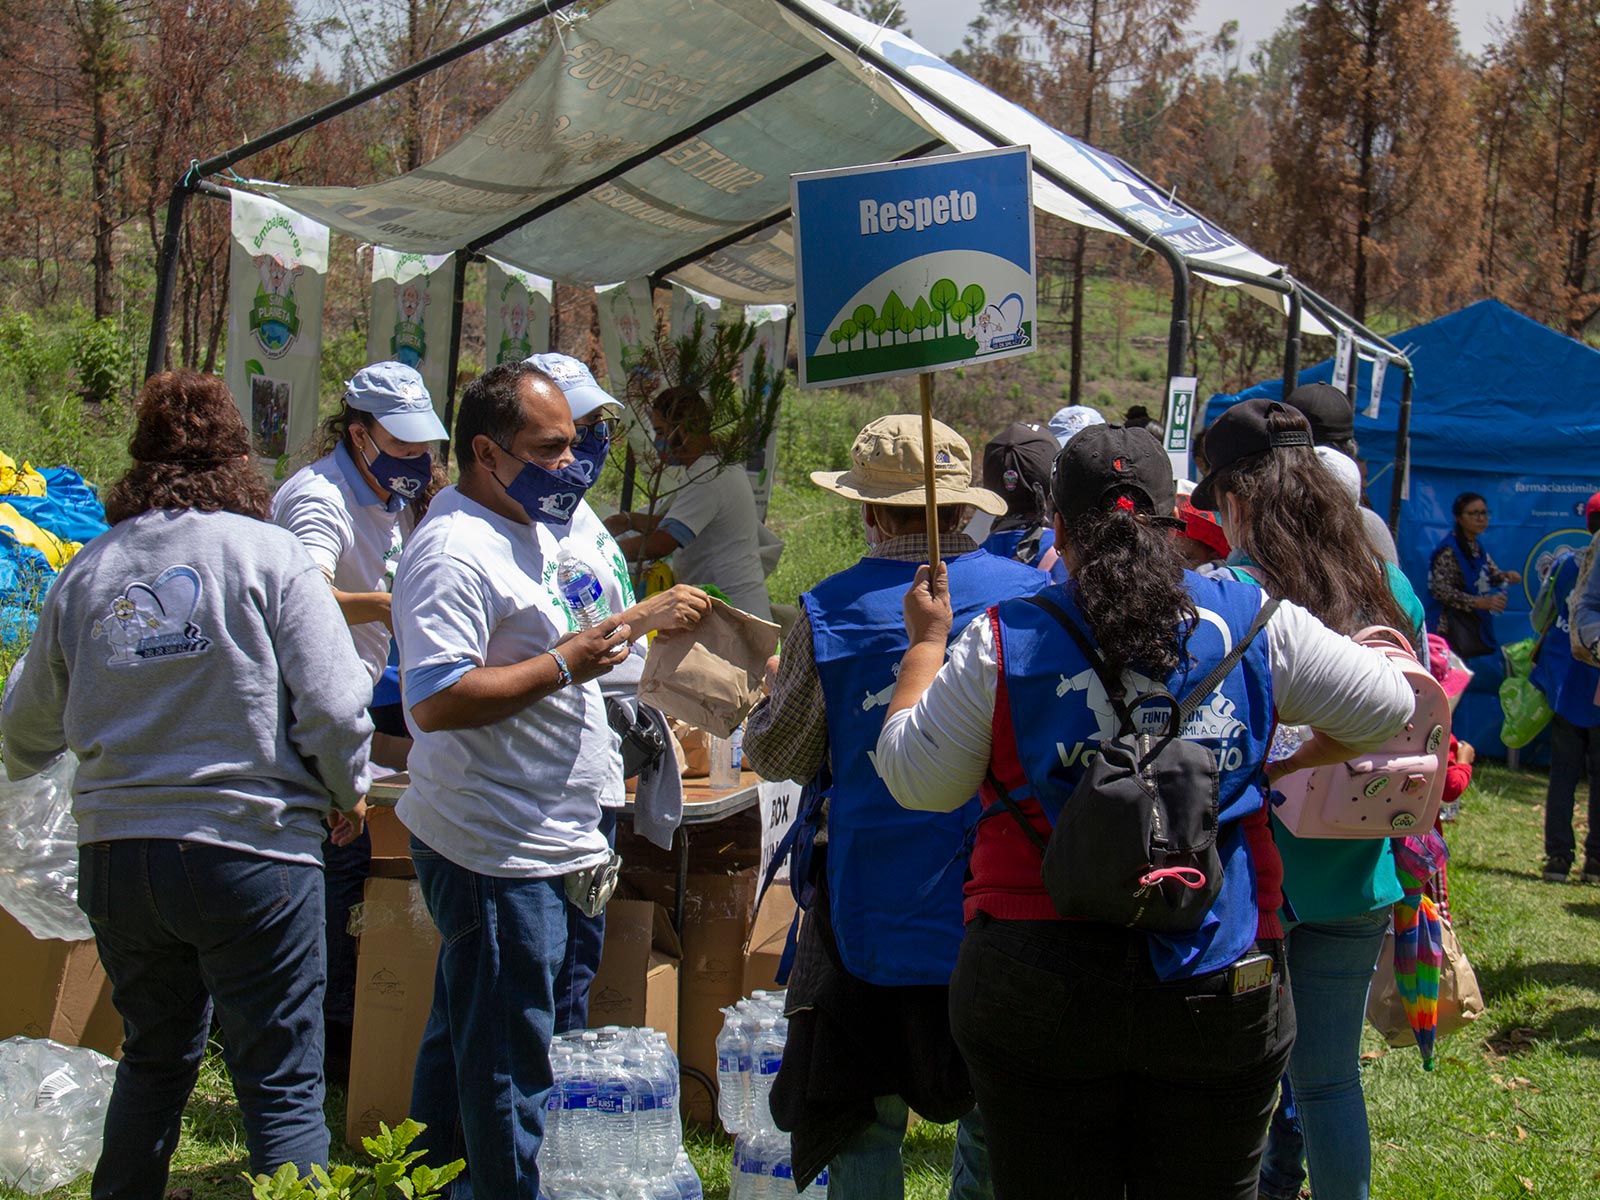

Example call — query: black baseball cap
[1285,382,1354,445]
[1052,423,1175,522]
[983,422,1057,518]
[1191,398,1314,510]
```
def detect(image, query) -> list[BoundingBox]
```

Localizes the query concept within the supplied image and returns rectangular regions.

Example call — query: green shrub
[72,316,134,403]
[245,1119,462,1200]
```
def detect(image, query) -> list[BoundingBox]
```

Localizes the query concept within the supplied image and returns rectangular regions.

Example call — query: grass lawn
[3,769,1598,1199]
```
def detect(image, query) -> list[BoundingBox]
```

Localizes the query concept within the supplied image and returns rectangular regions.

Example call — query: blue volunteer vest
[982,525,1067,582]
[1425,531,1497,653]
[805,548,1046,986]
[995,572,1275,980]
[1531,550,1600,727]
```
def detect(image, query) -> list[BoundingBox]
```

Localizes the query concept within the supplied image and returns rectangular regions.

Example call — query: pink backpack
[1271,626,1450,838]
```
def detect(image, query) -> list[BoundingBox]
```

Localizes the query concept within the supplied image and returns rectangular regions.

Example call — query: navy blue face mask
[494,441,594,526]
[360,438,432,504]
[573,422,611,482]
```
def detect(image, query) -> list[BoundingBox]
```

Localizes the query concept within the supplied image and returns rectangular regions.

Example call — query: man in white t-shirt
[392,361,635,1197]
[605,384,773,620]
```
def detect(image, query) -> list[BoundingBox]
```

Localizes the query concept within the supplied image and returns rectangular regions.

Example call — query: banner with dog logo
[225,189,329,478]
[485,257,552,366]
[367,247,456,417]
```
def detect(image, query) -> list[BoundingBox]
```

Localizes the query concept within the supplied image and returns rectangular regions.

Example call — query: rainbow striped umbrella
[1391,831,1449,1069]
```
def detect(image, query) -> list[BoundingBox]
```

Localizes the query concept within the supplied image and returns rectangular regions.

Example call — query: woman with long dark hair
[1428,491,1520,659]
[1192,399,1426,1200]
[2,371,374,1195]
[873,424,1413,1199]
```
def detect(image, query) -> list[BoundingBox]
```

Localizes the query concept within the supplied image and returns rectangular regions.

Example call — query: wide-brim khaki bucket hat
[811,414,1007,516]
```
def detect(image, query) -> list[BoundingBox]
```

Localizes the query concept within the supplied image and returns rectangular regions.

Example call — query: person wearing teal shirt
[1194,398,1420,1200]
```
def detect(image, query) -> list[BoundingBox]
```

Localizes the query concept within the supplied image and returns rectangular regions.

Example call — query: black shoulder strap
[1173,595,1281,726]
[986,769,1048,854]
[1026,594,1134,730]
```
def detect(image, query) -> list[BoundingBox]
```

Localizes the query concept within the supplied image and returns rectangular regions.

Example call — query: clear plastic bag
[0,1035,117,1193]
[0,752,89,941]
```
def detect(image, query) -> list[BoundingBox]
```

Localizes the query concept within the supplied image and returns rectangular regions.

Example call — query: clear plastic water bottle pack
[542,1026,703,1200]
[715,992,829,1199]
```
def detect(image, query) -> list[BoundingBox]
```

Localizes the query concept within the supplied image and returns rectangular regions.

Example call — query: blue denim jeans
[78,839,328,1200]
[553,809,616,1034]
[828,1095,992,1200]
[322,824,372,1028]
[1258,909,1390,1200]
[408,836,567,1199]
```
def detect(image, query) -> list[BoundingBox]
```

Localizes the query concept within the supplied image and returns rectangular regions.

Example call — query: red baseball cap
[1585,492,1600,521]
[1176,496,1230,561]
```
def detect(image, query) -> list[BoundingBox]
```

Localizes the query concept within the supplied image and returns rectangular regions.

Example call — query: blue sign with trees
[791,146,1037,388]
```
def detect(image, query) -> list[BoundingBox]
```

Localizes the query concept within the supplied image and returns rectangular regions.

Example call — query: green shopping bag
[1500,674,1553,748]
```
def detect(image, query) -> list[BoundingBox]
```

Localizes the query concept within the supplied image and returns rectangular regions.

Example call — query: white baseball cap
[344,362,448,443]
[525,352,622,420]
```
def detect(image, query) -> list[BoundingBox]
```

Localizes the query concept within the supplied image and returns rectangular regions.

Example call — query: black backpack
[989,593,1279,934]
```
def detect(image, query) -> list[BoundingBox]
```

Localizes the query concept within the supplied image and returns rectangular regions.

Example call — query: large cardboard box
[344,877,440,1148]
[0,907,122,1057]
[587,899,681,1050]
[742,885,799,997]
[364,805,415,879]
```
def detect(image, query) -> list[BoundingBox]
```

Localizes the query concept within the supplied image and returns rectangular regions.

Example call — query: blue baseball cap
[1048,404,1106,448]
[525,352,622,420]
[344,362,448,443]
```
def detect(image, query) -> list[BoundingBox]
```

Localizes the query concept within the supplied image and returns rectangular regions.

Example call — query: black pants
[949,914,1294,1200]
[1544,713,1600,864]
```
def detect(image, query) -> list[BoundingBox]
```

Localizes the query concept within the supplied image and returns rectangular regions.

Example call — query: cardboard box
[588,899,681,1050]
[365,805,414,879]
[0,906,122,1057]
[344,877,440,1147]
[742,885,800,997]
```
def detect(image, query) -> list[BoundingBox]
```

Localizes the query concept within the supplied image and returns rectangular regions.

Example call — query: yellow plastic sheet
[0,502,80,568]
[0,454,47,498]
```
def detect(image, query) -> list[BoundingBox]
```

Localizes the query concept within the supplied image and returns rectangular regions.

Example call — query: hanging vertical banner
[741,303,791,521]
[225,190,330,479]
[596,279,657,395]
[1162,375,1199,483]
[1364,356,1387,420]
[1331,328,1354,395]
[484,257,552,366]
[367,248,455,415]
[671,284,723,340]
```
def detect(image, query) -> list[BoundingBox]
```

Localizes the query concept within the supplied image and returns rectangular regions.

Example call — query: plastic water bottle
[558,1052,600,1171]
[801,1165,829,1199]
[544,1044,570,1170]
[731,1134,759,1200]
[558,551,610,630]
[625,1041,675,1169]
[594,1051,637,1171]
[716,1007,752,1133]
[670,1150,704,1200]
[749,1019,786,1136]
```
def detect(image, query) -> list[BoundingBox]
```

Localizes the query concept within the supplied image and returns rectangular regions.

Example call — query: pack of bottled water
[715,993,829,1199]
[542,1026,703,1200]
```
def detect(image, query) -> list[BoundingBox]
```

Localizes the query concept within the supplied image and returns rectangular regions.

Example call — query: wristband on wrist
[549,649,573,689]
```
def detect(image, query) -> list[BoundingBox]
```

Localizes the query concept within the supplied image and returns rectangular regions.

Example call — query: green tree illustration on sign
[881,291,906,343]
[853,303,877,347]
[928,279,958,337]
[910,296,933,339]
[897,306,915,340]
[840,318,859,349]
[961,283,986,321]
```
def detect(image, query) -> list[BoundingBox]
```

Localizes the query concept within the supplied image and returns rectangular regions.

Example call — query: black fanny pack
[991,593,1278,934]
[606,696,668,778]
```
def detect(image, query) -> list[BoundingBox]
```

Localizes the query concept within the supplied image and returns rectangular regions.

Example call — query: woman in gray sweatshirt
[2,371,374,1196]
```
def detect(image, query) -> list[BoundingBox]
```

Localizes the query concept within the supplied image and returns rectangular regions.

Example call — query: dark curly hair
[1203,406,1409,635]
[316,399,445,519]
[1060,490,1197,684]
[103,371,271,525]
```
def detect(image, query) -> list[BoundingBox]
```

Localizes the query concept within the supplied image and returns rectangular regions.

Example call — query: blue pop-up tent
[1205,299,1600,757]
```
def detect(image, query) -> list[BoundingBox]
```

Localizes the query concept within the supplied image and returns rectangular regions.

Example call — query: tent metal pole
[1166,265,1191,400]
[1283,285,1302,400]
[1389,367,1413,536]
[145,0,577,379]
[466,55,835,253]
[145,179,192,378]
[442,255,469,456]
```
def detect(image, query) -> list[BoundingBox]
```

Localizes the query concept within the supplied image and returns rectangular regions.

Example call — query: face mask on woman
[573,422,611,483]
[360,438,432,503]
[494,442,595,526]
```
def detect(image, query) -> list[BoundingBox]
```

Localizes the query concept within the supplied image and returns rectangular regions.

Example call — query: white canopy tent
[145,0,1416,523]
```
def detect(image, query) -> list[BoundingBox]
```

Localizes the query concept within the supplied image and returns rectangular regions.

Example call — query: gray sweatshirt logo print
[90,565,212,665]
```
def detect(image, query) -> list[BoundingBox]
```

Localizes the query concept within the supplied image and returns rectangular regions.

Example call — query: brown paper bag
[670,719,709,778]
[639,599,779,737]
[1366,921,1486,1049]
